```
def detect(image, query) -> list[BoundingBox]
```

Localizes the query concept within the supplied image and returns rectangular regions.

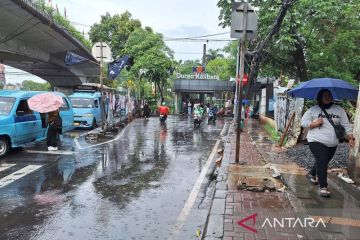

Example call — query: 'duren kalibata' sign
[176,73,220,80]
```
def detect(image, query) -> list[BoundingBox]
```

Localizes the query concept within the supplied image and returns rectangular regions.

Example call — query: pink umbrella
[27,92,64,113]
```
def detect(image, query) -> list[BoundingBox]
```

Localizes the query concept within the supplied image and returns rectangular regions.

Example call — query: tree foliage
[217,0,360,84]
[89,12,142,58]
[33,0,91,49]
[176,60,201,74]
[205,48,225,63]
[123,28,175,101]
[21,80,51,91]
[206,58,232,80]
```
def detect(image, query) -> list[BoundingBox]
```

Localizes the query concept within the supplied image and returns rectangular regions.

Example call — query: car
[69,91,103,129]
[0,90,74,157]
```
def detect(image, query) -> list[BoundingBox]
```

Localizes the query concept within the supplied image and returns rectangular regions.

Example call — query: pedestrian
[187,101,192,115]
[47,110,62,151]
[182,101,187,115]
[301,89,355,197]
[143,102,150,118]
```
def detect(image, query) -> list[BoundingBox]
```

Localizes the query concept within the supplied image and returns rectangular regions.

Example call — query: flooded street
[0,116,228,240]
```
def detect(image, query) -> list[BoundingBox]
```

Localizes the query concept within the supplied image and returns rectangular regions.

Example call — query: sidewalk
[204,119,316,240]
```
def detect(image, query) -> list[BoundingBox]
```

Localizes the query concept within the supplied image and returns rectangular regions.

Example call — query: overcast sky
[55,0,231,60]
[6,0,231,83]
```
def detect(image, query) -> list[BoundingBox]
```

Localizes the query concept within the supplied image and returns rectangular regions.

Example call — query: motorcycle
[194,114,202,127]
[159,114,167,123]
[208,109,216,124]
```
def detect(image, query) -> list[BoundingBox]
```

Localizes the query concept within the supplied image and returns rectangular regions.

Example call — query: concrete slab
[211,199,225,214]
[205,214,224,238]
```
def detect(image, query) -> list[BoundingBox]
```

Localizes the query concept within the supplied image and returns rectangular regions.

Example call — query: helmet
[162,102,166,106]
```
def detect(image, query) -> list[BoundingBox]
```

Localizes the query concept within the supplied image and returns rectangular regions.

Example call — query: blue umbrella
[242,99,250,105]
[288,78,358,100]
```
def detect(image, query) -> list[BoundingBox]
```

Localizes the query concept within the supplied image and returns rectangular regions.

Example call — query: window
[16,100,33,115]
[70,98,94,108]
[0,97,15,115]
[60,98,70,111]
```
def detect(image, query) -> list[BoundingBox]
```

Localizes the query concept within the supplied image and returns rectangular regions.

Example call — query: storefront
[173,73,233,113]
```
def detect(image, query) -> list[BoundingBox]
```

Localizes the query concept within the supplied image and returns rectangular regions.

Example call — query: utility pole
[230,2,258,163]
[349,83,360,183]
[202,43,207,65]
[92,42,112,133]
[234,41,241,120]
[235,6,247,163]
[99,42,105,132]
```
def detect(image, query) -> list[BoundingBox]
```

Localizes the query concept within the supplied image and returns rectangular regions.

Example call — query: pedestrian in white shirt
[301,89,355,197]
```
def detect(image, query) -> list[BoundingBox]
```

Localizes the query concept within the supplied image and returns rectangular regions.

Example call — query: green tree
[206,58,232,80]
[89,12,142,58]
[205,48,224,63]
[22,80,51,91]
[33,0,90,49]
[123,28,175,102]
[176,60,201,74]
[217,0,360,84]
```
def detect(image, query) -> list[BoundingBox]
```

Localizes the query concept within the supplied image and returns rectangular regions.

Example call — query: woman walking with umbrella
[28,92,64,151]
[289,78,358,197]
[46,110,62,151]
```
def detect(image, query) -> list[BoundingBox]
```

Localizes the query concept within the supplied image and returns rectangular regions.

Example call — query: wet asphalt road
[0,116,228,240]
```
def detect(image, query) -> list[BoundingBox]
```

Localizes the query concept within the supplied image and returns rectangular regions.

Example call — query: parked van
[68,91,103,129]
[0,90,74,157]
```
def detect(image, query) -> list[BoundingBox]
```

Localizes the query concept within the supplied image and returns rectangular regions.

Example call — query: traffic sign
[92,42,112,62]
[230,2,258,40]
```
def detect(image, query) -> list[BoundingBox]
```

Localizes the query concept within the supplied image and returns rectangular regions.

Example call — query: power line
[164,38,234,42]
[164,31,230,41]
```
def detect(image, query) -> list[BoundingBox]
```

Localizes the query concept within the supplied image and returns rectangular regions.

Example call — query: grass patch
[263,123,281,143]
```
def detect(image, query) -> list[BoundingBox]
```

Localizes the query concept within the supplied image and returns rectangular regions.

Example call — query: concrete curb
[328,173,360,202]
[201,122,231,240]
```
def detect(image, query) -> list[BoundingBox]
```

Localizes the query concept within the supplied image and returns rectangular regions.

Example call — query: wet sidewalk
[203,119,360,240]
[205,119,310,240]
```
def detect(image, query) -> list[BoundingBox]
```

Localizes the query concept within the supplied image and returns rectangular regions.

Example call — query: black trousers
[47,124,59,147]
[309,142,337,188]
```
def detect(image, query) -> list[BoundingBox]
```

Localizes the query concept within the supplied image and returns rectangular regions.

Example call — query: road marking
[170,140,220,240]
[73,138,82,150]
[0,164,16,172]
[0,165,43,188]
[25,150,76,155]
[74,124,129,150]
[220,122,228,136]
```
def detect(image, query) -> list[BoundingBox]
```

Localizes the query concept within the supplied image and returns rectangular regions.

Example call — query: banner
[108,55,130,80]
[65,51,89,66]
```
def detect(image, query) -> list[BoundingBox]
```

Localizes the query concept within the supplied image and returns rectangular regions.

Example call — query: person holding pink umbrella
[27,92,64,151]
[46,110,62,151]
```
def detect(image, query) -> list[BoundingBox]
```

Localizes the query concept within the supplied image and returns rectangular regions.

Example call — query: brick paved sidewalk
[205,120,310,240]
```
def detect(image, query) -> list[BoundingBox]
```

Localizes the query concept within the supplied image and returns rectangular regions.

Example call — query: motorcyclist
[193,103,204,126]
[209,104,218,120]
[158,102,169,121]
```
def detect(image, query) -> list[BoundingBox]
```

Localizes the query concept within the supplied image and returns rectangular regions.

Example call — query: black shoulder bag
[322,108,346,142]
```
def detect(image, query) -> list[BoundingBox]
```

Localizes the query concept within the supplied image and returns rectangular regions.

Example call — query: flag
[108,55,131,80]
[65,51,89,66]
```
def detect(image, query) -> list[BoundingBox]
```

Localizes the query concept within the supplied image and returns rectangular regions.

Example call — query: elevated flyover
[0,0,99,87]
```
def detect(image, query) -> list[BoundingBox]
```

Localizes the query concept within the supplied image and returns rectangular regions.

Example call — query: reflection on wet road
[0,116,227,240]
